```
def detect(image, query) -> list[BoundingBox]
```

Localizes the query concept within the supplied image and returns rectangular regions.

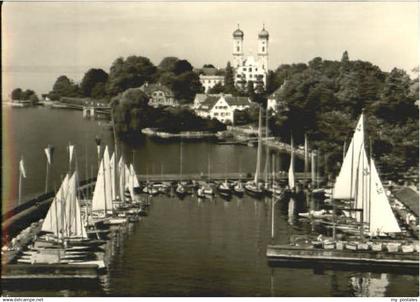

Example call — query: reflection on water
[350,273,389,297]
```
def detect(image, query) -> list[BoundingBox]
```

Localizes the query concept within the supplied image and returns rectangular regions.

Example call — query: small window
[262,47,265,52]
[237,46,240,52]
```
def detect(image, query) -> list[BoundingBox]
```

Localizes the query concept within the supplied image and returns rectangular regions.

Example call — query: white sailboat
[40,172,87,241]
[91,146,113,217]
[331,112,401,236]
[333,114,365,200]
[368,159,401,236]
[245,105,264,197]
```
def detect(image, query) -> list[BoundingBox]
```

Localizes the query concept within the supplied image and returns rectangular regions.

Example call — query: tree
[49,75,80,100]
[159,57,179,72]
[224,61,238,95]
[172,71,203,103]
[29,93,39,104]
[341,50,349,64]
[91,82,107,99]
[173,59,193,75]
[203,64,215,68]
[208,82,224,94]
[107,56,158,95]
[11,88,23,100]
[80,68,109,97]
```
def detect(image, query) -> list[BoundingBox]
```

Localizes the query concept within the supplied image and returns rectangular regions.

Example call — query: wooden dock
[2,264,100,280]
[137,172,317,182]
[266,245,419,271]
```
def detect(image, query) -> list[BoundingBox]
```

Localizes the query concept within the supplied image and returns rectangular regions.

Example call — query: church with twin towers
[232,25,269,90]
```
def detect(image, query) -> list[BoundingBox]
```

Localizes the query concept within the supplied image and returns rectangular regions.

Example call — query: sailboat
[21,171,105,268]
[267,112,418,270]
[245,105,264,198]
[91,146,126,226]
[175,140,187,198]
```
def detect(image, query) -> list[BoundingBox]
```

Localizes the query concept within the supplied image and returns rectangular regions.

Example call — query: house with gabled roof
[139,82,178,107]
[194,94,251,124]
[267,81,287,113]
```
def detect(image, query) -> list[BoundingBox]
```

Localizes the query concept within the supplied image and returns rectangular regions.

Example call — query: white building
[199,75,225,93]
[267,81,287,114]
[232,25,269,90]
[195,94,251,124]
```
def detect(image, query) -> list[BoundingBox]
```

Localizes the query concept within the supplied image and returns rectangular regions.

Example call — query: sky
[2,1,419,99]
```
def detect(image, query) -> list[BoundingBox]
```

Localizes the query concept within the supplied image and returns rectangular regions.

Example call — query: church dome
[258,27,269,39]
[233,27,244,39]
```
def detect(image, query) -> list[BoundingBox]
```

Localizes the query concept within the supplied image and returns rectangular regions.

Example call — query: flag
[19,159,26,178]
[68,144,74,164]
[44,145,54,165]
[288,135,295,189]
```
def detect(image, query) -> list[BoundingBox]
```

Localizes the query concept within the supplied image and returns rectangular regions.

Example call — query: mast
[264,106,269,184]
[180,140,183,180]
[254,105,263,183]
[343,139,347,163]
[304,133,309,181]
[311,151,316,187]
[207,153,211,182]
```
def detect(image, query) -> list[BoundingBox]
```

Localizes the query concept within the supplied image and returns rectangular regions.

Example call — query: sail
[124,164,130,189]
[129,164,140,198]
[333,114,365,199]
[354,145,370,222]
[369,159,401,235]
[103,146,113,211]
[91,158,106,213]
[130,164,140,188]
[254,106,263,183]
[64,172,87,239]
[288,135,295,189]
[118,156,125,201]
[110,153,117,201]
[91,149,113,214]
[41,174,69,236]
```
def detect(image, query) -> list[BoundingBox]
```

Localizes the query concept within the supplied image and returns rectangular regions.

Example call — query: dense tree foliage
[269,52,418,180]
[113,88,225,136]
[155,58,203,103]
[107,56,158,95]
[48,75,80,100]
[11,88,39,103]
[80,68,109,98]
[158,57,180,72]
[11,88,23,100]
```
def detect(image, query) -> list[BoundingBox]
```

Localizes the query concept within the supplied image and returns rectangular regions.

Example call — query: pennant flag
[19,158,26,178]
[68,144,75,164]
[44,145,54,165]
[95,136,101,158]
[288,135,295,189]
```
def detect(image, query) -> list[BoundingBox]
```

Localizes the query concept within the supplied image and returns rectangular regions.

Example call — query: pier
[136,172,318,182]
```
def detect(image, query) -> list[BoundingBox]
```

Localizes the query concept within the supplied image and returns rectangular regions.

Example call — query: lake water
[2,106,418,297]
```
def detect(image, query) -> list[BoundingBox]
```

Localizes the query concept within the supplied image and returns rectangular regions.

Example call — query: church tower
[232,25,244,68]
[257,25,269,71]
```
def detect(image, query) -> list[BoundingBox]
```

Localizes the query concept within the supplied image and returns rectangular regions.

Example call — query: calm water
[2,106,418,297]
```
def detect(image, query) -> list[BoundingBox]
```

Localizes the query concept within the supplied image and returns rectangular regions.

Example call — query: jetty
[136,172,318,182]
[266,245,419,273]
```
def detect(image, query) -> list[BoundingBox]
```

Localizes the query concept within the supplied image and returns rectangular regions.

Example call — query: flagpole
[45,158,49,193]
[18,160,23,205]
